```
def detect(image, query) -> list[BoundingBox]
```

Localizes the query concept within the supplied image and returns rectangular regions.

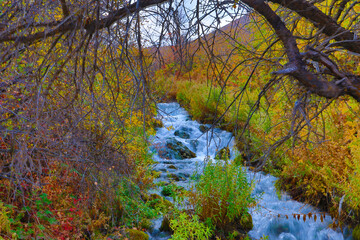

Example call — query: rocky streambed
[148,102,352,240]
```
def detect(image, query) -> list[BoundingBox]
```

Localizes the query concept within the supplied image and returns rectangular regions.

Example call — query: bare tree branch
[0,0,168,44]
[269,0,360,54]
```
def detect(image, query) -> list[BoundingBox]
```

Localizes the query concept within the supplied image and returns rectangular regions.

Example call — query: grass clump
[165,160,255,239]
[170,212,212,240]
[189,160,254,230]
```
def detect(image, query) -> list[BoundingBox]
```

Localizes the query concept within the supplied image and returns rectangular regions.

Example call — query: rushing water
[148,102,352,240]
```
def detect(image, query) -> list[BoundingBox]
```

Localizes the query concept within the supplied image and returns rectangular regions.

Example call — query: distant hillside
[146,14,252,68]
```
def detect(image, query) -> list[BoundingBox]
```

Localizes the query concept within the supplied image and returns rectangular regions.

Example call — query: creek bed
[148,102,352,240]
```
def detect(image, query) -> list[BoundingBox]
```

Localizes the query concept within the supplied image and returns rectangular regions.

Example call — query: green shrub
[114,179,159,228]
[170,212,212,240]
[189,160,254,231]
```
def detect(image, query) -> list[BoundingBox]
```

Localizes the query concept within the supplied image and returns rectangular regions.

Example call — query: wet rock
[215,147,230,160]
[199,125,209,133]
[125,229,149,240]
[160,215,173,233]
[167,173,184,181]
[174,127,192,139]
[157,148,173,159]
[190,140,199,151]
[240,152,261,168]
[168,164,177,169]
[165,138,196,159]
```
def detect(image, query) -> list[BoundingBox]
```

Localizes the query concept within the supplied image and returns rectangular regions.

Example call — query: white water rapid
[148,102,352,240]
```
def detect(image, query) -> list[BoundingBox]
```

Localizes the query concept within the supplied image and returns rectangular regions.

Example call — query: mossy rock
[353,225,360,240]
[213,213,253,238]
[168,164,177,169]
[155,181,167,187]
[160,214,173,233]
[228,230,241,239]
[174,128,191,139]
[126,229,149,240]
[199,125,209,133]
[239,213,253,231]
[215,147,230,160]
[167,173,184,181]
[146,193,162,208]
[165,138,196,159]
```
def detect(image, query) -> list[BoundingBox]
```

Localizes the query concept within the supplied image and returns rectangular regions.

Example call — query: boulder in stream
[174,127,192,139]
[199,125,209,133]
[168,164,177,169]
[165,138,196,159]
[167,173,184,181]
[215,147,230,160]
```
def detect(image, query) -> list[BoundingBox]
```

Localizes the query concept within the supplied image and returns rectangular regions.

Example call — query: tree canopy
[1,0,359,101]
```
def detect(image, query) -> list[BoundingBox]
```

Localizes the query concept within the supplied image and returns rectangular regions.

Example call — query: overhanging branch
[240,0,346,100]
[0,0,168,44]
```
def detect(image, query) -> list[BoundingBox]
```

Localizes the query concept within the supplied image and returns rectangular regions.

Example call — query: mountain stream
[148,102,352,240]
